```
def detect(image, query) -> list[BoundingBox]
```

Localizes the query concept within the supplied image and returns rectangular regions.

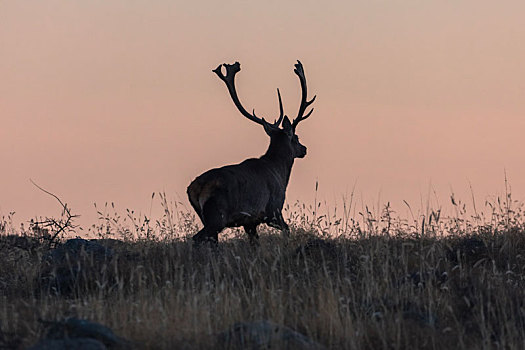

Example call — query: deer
[187,60,316,244]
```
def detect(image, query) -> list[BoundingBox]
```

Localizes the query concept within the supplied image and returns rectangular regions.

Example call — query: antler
[213,62,284,129]
[291,60,316,130]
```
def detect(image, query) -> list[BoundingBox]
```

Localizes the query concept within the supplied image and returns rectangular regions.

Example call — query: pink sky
[1,1,525,230]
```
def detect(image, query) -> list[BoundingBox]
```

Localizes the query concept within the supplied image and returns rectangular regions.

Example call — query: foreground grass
[1,222,525,349]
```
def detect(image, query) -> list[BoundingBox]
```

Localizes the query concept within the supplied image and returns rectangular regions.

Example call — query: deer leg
[276,212,290,237]
[192,198,226,244]
[244,224,259,245]
[266,212,290,237]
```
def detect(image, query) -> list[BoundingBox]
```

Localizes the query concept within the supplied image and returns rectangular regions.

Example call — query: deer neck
[261,140,295,185]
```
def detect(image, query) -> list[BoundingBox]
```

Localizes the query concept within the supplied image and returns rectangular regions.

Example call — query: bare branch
[30,179,78,247]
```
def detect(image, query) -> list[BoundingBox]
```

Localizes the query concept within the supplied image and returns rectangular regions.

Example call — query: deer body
[188,61,315,243]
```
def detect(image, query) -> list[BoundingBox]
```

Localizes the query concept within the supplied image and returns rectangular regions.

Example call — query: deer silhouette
[187,61,316,244]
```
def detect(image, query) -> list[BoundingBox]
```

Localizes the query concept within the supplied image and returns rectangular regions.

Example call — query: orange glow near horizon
[1,1,525,230]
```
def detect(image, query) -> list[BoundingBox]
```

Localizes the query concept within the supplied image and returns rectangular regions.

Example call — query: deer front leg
[267,211,290,237]
[276,212,290,237]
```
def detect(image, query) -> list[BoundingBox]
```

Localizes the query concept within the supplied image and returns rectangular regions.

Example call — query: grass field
[1,192,525,349]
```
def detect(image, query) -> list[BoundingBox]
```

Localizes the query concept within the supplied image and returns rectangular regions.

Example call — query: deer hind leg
[192,197,226,244]
[243,224,259,246]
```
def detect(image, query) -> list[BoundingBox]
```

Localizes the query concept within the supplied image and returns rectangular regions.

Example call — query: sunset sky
[1,1,525,229]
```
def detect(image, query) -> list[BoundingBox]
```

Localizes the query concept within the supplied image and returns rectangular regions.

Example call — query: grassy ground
[1,196,525,349]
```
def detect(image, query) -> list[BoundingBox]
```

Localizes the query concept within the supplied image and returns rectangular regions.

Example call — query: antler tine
[273,88,285,127]
[213,62,284,129]
[292,60,316,130]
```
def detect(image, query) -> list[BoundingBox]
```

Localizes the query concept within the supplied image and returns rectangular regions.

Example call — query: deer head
[212,61,316,160]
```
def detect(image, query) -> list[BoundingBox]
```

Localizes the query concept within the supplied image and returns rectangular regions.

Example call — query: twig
[30,179,79,247]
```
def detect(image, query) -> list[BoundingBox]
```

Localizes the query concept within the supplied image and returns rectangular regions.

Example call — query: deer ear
[262,119,273,136]
[282,116,293,137]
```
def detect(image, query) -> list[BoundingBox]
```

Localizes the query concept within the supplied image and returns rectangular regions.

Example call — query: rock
[40,239,114,294]
[217,320,326,350]
[44,318,125,348]
[44,239,114,263]
[30,318,130,349]
[28,338,107,350]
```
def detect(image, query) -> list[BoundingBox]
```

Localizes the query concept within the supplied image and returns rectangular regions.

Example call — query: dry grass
[1,193,525,349]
